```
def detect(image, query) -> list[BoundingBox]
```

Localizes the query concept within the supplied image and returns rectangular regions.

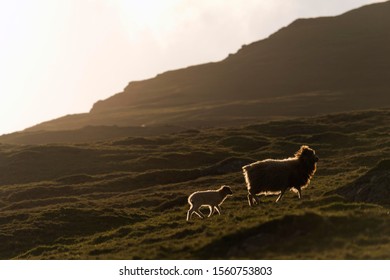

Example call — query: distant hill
[89,0,390,114]
[2,1,390,144]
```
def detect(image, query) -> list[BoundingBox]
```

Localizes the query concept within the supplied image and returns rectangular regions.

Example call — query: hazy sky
[0,0,386,135]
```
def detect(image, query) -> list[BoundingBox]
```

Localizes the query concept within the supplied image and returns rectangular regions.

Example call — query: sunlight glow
[0,0,386,135]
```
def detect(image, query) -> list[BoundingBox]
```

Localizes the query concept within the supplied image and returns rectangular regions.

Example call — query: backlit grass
[0,108,389,259]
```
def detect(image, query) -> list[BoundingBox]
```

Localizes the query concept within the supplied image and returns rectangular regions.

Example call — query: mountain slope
[91,0,390,112]
[21,1,390,134]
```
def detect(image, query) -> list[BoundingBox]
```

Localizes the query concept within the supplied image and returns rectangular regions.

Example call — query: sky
[0,0,386,135]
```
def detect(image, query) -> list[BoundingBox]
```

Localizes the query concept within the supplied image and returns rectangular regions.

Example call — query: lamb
[186,185,233,221]
[243,145,319,206]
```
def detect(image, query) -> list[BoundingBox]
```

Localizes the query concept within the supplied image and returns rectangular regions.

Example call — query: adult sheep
[243,145,319,206]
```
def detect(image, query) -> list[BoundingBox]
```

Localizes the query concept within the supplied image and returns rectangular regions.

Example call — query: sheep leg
[247,192,259,207]
[214,205,221,215]
[275,189,286,203]
[207,206,213,217]
[193,209,205,219]
[186,205,194,221]
[187,205,198,221]
[253,194,260,205]
[297,188,302,199]
[247,194,253,206]
[187,209,203,220]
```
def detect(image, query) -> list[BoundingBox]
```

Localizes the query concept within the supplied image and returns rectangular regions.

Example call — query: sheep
[243,145,319,206]
[186,185,233,221]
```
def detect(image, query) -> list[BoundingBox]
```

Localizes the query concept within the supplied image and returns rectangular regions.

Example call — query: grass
[0,108,389,259]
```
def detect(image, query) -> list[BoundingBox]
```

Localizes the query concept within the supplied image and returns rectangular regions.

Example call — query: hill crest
[7,1,390,138]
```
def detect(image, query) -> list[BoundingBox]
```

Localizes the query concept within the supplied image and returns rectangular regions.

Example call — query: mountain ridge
[5,1,390,140]
[89,0,390,113]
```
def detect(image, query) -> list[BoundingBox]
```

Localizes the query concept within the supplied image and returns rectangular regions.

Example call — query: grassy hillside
[0,108,389,259]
